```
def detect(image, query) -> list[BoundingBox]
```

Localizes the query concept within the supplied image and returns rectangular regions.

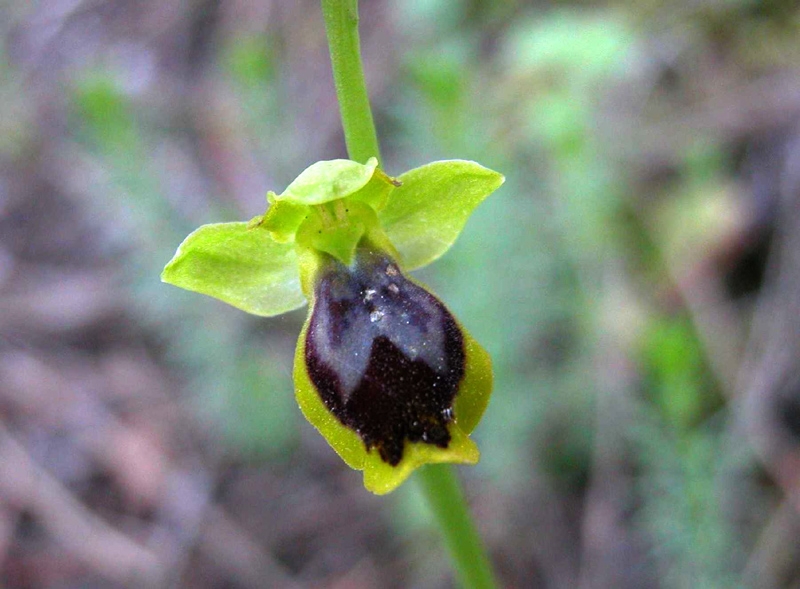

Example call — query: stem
[417,465,498,589]
[321,0,382,164]
[320,2,497,587]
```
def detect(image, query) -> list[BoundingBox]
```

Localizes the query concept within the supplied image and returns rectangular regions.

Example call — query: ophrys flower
[162,158,503,493]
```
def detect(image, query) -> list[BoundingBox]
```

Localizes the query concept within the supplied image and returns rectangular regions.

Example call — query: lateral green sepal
[161,222,305,316]
[379,160,505,270]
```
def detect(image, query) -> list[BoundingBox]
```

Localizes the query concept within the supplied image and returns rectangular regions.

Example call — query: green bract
[162,158,504,494]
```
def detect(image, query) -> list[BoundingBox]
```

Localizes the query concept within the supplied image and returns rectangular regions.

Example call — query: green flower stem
[321,0,382,165]
[321,1,497,586]
[417,465,498,589]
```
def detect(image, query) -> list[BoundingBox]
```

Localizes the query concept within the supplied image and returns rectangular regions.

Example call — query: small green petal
[161,222,305,316]
[260,195,310,243]
[278,157,379,206]
[379,160,505,270]
[347,168,401,212]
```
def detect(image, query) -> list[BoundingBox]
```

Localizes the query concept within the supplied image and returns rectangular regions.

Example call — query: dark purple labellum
[305,248,465,466]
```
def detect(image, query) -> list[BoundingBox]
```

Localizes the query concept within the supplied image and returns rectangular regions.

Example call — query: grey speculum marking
[305,247,465,466]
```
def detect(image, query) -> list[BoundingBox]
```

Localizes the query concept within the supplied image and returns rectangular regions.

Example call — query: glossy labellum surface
[162,158,503,494]
[306,247,465,466]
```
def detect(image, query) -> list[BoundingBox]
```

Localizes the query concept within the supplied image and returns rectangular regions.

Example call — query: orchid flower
[162,158,504,494]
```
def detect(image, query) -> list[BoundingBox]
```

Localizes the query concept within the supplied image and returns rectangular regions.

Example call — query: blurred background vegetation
[1,0,800,587]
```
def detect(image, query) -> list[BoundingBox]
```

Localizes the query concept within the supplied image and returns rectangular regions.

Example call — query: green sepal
[292,249,493,495]
[379,160,505,270]
[278,157,379,206]
[161,222,305,316]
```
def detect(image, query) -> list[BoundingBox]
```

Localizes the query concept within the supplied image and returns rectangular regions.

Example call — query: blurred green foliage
[73,75,137,150]
[224,35,276,87]
[640,316,715,430]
